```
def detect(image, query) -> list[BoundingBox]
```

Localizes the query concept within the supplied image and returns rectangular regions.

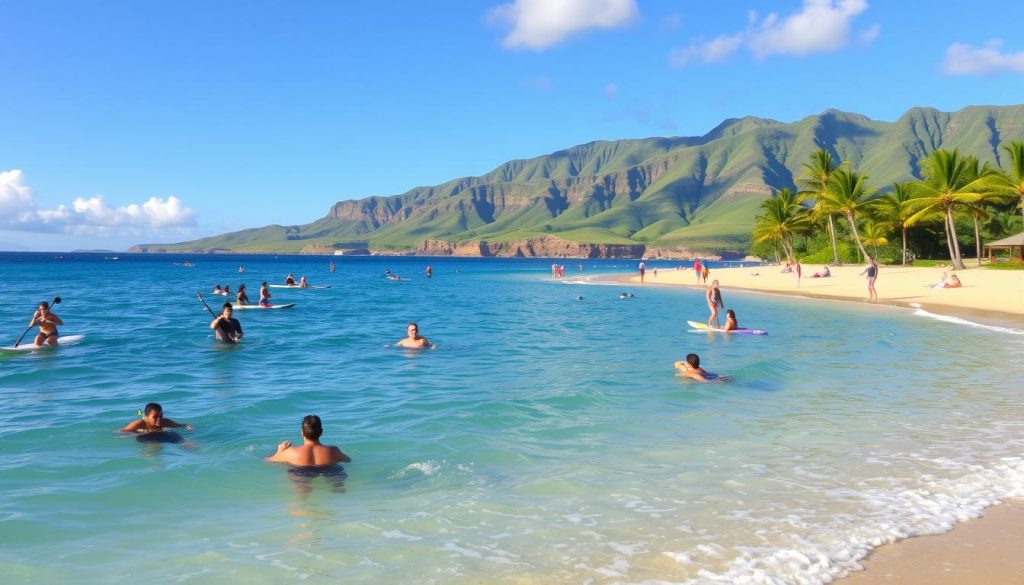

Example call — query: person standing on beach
[639,260,646,283]
[265,415,351,467]
[701,264,710,284]
[694,259,702,283]
[859,256,879,302]
[29,301,63,347]
[210,302,243,343]
[706,280,724,328]
[794,260,802,287]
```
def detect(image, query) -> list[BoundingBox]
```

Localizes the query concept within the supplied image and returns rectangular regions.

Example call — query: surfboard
[269,284,331,289]
[232,303,295,310]
[686,320,767,335]
[2,334,86,352]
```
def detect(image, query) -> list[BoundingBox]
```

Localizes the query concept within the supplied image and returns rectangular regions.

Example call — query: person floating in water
[674,353,729,382]
[425,264,432,278]
[213,284,224,295]
[120,402,192,433]
[210,302,243,343]
[395,322,433,349]
[265,415,351,467]
[29,301,63,347]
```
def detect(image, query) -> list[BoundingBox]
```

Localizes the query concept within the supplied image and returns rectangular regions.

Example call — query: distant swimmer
[285,273,296,286]
[210,302,243,343]
[329,260,336,272]
[213,284,224,295]
[236,283,251,305]
[265,415,351,467]
[674,353,730,382]
[223,285,232,296]
[395,322,433,349]
[299,276,309,288]
[238,265,245,273]
[576,296,584,301]
[120,402,192,433]
[29,301,63,347]
[425,264,432,278]
[259,281,272,307]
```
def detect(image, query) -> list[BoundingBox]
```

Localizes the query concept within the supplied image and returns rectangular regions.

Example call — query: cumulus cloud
[858,23,880,45]
[489,0,638,50]
[604,82,619,98]
[943,40,1024,75]
[0,169,197,235]
[669,0,872,67]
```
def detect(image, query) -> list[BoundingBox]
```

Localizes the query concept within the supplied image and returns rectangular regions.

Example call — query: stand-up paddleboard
[232,303,295,310]
[2,334,86,352]
[686,320,767,335]
[269,284,331,289]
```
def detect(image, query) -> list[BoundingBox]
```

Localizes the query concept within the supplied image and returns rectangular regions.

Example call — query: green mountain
[133,104,1024,255]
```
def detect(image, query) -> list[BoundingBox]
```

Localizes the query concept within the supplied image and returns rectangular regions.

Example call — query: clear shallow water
[1,253,1023,585]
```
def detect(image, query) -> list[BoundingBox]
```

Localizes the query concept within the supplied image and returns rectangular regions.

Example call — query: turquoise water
[2,253,1023,584]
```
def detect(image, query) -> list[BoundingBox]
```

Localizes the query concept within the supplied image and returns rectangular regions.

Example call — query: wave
[910,304,1024,336]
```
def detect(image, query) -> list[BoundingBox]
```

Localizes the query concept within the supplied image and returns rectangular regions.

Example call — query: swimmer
[265,415,351,467]
[395,322,433,349]
[213,284,224,295]
[576,296,584,301]
[120,402,192,433]
[674,353,729,382]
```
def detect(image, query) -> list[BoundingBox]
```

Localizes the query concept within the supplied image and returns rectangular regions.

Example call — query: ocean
[1,252,1022,584]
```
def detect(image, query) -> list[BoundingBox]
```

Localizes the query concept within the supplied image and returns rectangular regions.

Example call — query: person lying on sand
[265,415,351,467]
[674,353,729,382]
[812,266,831,278]
[943,273,962,288]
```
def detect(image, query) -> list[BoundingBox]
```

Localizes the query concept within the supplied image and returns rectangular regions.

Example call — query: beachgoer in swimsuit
[426,265,432,278]
[299,276,309,288]
[285,273,296,286]
[638,260,646,284]
[859,256,878,302]
[701,265,710,284]
[812,266,831,278]
[265,414,351,467]
[236,284,251,306]
[706,280,724,328]
[210,302,243,343]
[29,301,63,347]
[120,402,192,433]
[674,353,728,382]
[943,273,962,288]
[723,309,738,332]
[395,322,433,349]
[694,259,702,283]
[794,260,802,287]
[259,281,272,307]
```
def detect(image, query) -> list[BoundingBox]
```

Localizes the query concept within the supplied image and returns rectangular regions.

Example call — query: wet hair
[726,309,736,319]
[407,322,419,331]
[301,415,323,440]
[686,353,700,368]
[39,301,49,310]
[144,403,162,416]
[222,302,233,310]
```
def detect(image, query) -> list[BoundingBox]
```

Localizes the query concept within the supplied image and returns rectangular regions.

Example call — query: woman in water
[723,309,738,332]
[706,280,724,328]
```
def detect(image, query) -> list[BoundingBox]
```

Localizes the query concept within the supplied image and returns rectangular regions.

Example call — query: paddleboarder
[259,281,272,307]
[29,301,63,347]
[210,302,243,343]
[236,284,251,305]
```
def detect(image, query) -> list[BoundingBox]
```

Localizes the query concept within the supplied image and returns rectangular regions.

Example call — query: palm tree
[860,222,889,258]
[753,188,810,263]
[999,140,1024,224]
[872,183,920,265]
[818,168,876,262]
[799,149,845,265]
[906,149,1005,270]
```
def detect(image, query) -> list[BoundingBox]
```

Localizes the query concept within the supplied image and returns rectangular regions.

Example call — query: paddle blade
[52,296,61,305]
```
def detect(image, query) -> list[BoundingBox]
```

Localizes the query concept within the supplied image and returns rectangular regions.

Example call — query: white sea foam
[910,304,1024,335]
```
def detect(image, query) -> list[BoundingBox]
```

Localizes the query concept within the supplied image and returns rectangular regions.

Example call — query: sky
[2,0,1022,251]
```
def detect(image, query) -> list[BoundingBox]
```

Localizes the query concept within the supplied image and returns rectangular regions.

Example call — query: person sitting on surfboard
[210,302,243,343]
[120,402,192,433]
[395,322,433,349]
[29,301,63,347]
[723,309,738,332]
[236,284,251,305]
[285,273,296,286]
[674,353,728,382]
[299,276,309,288]
[265,415,351,467]
[259,282,272,307]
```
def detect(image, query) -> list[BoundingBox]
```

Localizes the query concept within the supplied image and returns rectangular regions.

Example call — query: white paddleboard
[269,284,331,289]
[2,334,86,352]
[686,320,767,335]
[232,303,295,310]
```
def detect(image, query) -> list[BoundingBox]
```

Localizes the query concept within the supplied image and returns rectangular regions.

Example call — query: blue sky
[2,0,1022,251]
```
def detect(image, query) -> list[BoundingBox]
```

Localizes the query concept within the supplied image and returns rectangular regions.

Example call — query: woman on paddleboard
[29,301,63,347]
[236,284,251,305]
[723,309,738,332]
[706,280,724,328]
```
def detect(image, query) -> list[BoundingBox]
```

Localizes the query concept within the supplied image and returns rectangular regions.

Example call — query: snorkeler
[119,402,192,433]
[265,415,351,467]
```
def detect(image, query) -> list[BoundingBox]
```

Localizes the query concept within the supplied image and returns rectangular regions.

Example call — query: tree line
[752,143,1024,270]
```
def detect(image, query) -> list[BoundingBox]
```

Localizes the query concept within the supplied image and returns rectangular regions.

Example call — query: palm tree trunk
[901,225,908,265]
[846,213,869,261]
[973,217,982,266]
[827,215,840,265]
[947,207,966,270]
[942,212,957,268]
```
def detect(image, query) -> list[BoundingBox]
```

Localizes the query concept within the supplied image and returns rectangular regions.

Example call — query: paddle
[196,292,217,318]
[14,296,61,348]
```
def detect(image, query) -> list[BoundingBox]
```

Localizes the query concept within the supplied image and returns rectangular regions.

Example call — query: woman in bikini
[706,280,724,328]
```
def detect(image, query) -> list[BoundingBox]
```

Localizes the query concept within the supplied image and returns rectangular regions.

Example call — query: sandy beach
[622,263,1024,322]
[619,261,1024,583]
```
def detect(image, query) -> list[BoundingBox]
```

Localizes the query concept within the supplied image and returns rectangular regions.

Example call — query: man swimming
[119,402,192,433]
[674,353,729,382]
[395,322,433,349]
[210,302,243,343]
[29,301,63,347]
[265,415,351,467]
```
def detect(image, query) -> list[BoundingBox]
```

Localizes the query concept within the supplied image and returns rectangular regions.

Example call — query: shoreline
[605,263,1024,325]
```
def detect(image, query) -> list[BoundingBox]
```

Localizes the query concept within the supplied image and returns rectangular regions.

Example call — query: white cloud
[669,0,871,67]
[604,82,619,98]
[489,0,638,50]
[858,23,880,45]
[943,40,1024,75]
[0,169,197,234]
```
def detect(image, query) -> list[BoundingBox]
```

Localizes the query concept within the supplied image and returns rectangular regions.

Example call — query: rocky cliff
[416,236,645,258]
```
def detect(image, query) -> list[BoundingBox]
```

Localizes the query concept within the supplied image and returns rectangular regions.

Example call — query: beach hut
[984,231,1024,262]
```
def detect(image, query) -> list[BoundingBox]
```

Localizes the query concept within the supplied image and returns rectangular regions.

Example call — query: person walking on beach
[694,259,702,283]
[210,302,243,343]
[120,402,192,433]
[674,353,729,382]
[706,280,724,328]
[259,281,272,307]
[396,322,434,349]
[701,264,710,284]
[794,260,802,287]
[265,415,351,467]
[859,256,879,302]
[28,301,63,347]
[236,284,251,306]
[638,260,646,284]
